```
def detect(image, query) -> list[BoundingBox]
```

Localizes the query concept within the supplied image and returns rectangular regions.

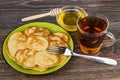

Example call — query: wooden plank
[0,0,120,80]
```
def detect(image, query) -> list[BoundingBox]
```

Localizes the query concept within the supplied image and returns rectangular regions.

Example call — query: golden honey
[57,6,87,32]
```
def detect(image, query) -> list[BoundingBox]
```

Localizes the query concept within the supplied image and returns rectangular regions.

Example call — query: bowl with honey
[56,6,87,32]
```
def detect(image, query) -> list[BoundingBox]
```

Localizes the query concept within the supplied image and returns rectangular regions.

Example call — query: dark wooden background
[0,0,120,80]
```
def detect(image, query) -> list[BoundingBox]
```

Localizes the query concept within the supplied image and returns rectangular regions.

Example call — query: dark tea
[77,16,107,55]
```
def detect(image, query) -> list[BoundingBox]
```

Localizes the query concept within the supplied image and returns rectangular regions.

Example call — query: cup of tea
[77,14,116,55]
[56,6,87,32]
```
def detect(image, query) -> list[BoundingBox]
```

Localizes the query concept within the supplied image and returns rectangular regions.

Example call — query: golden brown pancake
[53,32,69,42]
[26,36,48,51]
[48,35,68,47]
[24,26,50,37]
[7,32,27,58]
[15,48,36,68]
[35,51,60,68]
[24,26,38,36]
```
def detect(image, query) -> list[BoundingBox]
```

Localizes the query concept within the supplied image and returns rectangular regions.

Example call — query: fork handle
[72,52,117,66]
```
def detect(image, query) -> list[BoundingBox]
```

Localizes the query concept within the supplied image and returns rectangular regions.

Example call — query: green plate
[2,22,74,75]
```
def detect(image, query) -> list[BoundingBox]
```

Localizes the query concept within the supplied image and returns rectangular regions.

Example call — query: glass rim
[76,13,109,36]
[61,6,87,12]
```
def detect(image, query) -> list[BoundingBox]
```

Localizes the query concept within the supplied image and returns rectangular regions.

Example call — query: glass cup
[56,6,87,32]
[77,14,116,55]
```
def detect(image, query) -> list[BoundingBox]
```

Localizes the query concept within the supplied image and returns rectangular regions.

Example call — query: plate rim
[2,22,74,75]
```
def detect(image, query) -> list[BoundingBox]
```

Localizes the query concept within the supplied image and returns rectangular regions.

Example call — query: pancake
[53,32,69,42]
[24,26,50,37]
[15,48,36,68]
[7,32,27,59]
[35,51,60,68]
[26,36,48,51]
[24,26,38,36]
[48,35,68,47]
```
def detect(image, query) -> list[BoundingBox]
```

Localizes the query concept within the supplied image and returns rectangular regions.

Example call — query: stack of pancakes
[7,26,69,71]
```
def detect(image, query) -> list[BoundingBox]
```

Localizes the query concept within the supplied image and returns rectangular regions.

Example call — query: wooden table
[0,0,120,80]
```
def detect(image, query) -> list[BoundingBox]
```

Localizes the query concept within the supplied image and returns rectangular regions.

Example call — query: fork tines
[48,46,66,54]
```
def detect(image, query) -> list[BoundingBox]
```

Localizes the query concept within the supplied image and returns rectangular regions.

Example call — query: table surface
[0,0,120,80]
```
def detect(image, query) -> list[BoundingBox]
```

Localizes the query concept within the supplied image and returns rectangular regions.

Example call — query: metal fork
[48,46,117,66]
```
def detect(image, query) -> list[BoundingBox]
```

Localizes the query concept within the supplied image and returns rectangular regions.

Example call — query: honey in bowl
[57,6,87,32]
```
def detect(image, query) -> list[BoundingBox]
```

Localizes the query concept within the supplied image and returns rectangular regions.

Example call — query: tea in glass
[77,14,116,55]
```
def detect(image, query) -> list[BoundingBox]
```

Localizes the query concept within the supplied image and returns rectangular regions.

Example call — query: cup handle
[102,31,116,47]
